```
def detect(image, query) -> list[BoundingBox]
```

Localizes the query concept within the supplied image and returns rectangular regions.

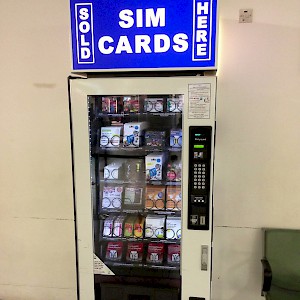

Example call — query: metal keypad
[193,163,206,190]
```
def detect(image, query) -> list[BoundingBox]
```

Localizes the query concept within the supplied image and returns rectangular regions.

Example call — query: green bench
[261,228,300,299]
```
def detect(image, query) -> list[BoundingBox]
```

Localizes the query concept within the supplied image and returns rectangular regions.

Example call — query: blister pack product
[144,98,164,113]
[145,131,166,148]
[123,122,147,147]
[124,215,137,238]
[145,153,165,181]
[101,186,123,210]
[145,215,165,239]
[170,129,182,148]
[124,187,143,206]
[100,126,122,148]
[102,97,118,113]
[124,159,144,182]
[106,241,123,261]
[113,214,126,238]
[123,96,140,113]
[104,161,124,180]
[166,159,182,182]
[167,97,183,113]
[103,215,117,237]
[145,186,165,210]
[126,242,144,262]
[166,186,182,210]
[146,243,164,264]
[167,244,180,264]
[166,216,181,240]
[134,215,145,238]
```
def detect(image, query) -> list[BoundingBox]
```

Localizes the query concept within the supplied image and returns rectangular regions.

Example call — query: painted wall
[0,1,77,299]
[0,0,300,299]
[212,1,300,299]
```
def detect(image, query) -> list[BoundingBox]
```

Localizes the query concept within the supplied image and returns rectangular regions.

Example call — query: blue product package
[170,130,182,148]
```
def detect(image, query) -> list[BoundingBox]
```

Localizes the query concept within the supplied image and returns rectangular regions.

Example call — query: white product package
[101,186,123,210]
[113,214,126,237]
[104,161,123,180]
[100,126,123,148]
[144,98,164,112]
[145,215,165,239]
[103,215,117,237]
[123,122,147,147]
[167,97,183,112]
[166,216,181,240]
[145,153,165,180]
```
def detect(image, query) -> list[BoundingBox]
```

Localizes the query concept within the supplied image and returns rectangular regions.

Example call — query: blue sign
[70,0,218,71]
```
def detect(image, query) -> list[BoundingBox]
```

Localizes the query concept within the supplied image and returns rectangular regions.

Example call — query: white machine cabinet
[69,75,216,300]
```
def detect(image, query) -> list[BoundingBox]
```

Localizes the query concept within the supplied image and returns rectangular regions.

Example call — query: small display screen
[194,145,204,149]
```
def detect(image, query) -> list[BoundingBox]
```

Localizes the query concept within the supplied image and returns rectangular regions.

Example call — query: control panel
[188,126,212,230]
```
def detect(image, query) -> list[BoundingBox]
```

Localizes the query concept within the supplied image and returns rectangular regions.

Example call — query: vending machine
[69,1,218,300]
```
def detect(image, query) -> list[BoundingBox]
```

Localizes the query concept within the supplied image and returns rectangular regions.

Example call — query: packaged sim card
[170,129,182,148]
[145,153,165,181]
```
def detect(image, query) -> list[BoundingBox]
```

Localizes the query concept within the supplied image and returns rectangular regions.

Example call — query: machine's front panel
[188,126,212,230]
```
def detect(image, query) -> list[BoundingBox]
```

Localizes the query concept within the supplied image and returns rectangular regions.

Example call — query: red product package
[167,244,180,264]
[126,242,144,262]
[146,243,164,264]
[105,242,123,261]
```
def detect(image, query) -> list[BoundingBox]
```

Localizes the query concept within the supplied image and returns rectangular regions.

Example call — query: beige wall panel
[0,285,76,300]
[0,0,74,220]
[215,0,300,228]
[0,0,77,298]
[212,1,300,299]
[0,217,76,293]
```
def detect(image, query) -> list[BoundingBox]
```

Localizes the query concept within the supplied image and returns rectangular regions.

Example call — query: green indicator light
[195,134,201,136]
[194,145,204,149]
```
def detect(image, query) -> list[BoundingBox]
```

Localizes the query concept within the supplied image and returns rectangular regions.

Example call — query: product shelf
[101,237,180,244]
[98,179,181,186]
[98,209,181,216]
[92,145,182,157]
[104,261,180,271]
[97,112,180,118]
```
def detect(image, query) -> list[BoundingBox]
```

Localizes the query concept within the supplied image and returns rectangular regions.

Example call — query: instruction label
[93,254,115,275]
[188,83,211,119]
